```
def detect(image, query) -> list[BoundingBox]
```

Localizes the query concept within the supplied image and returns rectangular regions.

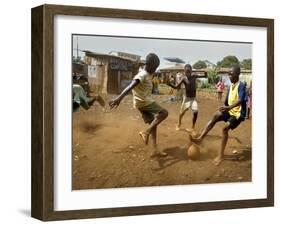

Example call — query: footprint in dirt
[81,121,101,133]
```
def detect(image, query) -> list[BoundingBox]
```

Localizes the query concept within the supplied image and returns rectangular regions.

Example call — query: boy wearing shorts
[168,64,207,132]
[109,53,168,157]
[190,65,247,165]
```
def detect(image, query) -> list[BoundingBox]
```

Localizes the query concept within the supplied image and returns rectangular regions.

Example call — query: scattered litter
[129,146,135,151]
[112,150,122,154]
[238,156,245,161]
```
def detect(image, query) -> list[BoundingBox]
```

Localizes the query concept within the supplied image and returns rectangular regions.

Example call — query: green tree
[207,69,219,84]
[72,56,83,64]
[193,60,207,69]
[240,58,252,70]
[217,55,239,68]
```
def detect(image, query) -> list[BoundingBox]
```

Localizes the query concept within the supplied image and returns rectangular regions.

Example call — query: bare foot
[175,125,181,131]
[213,156,224,166]
[150,150,168,158]
[185,128,195,133]
[189,134,201,145]
[139,131,149,145]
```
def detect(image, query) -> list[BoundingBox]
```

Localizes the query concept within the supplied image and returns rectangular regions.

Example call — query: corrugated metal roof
[160,65,251,73]
[83,50,144,63]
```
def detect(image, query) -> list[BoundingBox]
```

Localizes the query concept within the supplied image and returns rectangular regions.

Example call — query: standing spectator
[246,80,252,119]
[216,77,225,101]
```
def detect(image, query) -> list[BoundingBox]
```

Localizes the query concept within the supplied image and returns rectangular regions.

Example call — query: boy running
[190,65,247,165]
[168,64,207,132]
[109,53,168,158]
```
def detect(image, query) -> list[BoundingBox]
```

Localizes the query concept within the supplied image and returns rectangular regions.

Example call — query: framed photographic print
[31,4,274,221]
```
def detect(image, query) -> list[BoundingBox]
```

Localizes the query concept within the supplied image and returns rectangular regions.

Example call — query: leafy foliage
[200,80,211,88]
[207,69,219,84]
[240,58,252,70]
[193,60,207,69]
[72,56,83,64]
[217,55,239,68]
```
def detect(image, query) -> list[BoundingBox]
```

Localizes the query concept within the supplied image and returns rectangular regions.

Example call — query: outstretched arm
[168,77,185,89]
[193,71,208,78]
[109,79,140,109]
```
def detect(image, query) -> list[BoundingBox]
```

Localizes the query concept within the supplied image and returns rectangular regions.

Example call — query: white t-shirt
[132,69,155,108]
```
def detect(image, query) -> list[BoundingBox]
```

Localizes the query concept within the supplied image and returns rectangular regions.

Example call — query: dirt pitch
[72,91,252,190]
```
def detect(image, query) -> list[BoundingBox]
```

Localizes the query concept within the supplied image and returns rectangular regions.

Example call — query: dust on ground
[72,92,252,190]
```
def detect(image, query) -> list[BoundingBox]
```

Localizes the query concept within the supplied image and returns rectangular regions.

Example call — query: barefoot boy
[168,64,207,132]
[190,65,247,165]
[109,53,168,157]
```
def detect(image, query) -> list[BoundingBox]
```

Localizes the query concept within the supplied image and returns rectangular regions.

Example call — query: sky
[72,34,252,69]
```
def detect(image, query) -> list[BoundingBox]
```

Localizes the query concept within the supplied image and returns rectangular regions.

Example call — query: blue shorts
[222,112,244,130]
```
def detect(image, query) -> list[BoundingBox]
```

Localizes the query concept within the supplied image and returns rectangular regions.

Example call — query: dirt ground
[72,91,252,190]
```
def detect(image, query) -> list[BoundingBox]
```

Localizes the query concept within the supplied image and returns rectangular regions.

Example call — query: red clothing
[216,81,225,92]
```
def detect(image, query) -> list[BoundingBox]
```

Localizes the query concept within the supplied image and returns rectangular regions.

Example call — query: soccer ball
[187,144,200,160]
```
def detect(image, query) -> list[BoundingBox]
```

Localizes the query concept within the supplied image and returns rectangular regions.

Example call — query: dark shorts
[222,112,244,130]
[138,102,165,124]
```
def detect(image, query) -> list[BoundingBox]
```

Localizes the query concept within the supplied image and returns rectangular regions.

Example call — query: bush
[207,70,219,84]
[200,80,211,89]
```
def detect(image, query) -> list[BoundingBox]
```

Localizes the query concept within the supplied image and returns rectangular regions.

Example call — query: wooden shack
[83,51,143,94]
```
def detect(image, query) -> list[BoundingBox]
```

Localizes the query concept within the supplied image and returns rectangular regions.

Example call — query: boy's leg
[190,110,224,144]
[177,109,188,130]
[213,123,232,165]
[145,108,168,134]
[185,110,197,132]
[150,127,167,157]
[138,103,168,145]
[247,107,251,119]
[192,111,198,129]
[95,95,106,107]
[177,99,190,130]
[186,99,198,132]
[219,92,223,101]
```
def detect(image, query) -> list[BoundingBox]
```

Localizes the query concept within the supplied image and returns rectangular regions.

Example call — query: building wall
[85,55,139,94]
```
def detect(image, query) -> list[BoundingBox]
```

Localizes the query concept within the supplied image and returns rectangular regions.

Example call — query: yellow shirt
[132,70,155,108]
[228,81,242,119]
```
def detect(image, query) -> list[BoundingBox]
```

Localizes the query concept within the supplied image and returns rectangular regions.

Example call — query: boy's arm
[168,77,185,89]
[219,83,246,112]
[193,71,208,78]
[219,100,243,112]
[224,89,229,106]
[109,79,140,109]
